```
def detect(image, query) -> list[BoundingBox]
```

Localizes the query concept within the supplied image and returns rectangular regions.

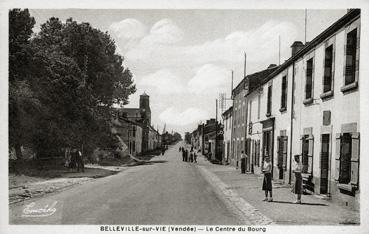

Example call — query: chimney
[291,41,304,56]
[267,64,277,69]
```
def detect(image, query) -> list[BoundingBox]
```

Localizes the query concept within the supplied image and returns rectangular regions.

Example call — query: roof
[256,9,360,92]
[222,106,233,117]
[232,66,279,97]
[140,92,149,97]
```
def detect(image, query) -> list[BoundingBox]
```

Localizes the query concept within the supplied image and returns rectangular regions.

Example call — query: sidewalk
[9,164,127,204]
[196,155,360,225]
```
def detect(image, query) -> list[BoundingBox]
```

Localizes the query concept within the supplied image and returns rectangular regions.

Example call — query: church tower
[139,92,151,125]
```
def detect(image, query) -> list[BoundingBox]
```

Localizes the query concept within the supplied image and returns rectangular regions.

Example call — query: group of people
[261,154,303,204]
[65,149,84,172]
[179,146,197,163]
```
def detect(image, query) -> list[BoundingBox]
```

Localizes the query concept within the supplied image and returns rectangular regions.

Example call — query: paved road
[10,142,244,225]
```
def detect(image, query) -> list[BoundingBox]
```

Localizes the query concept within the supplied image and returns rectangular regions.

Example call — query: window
[339,133,351,184]
[257,94,261,120]
[266,85,272,117]
[323,45,334,94]
[335,132,359,189]
[304,58,314,102]
[344,29,357,87]
[249,101,252,121]
[301,135,313,175]
[277,136,288,170]
[255,140,260,167]
[280,75,287,111]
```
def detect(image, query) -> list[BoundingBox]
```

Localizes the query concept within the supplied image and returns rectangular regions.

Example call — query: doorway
[320,134,330,194]
[262,130,274,177]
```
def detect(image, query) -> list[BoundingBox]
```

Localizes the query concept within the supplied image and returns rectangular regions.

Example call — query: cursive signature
[22,201,58,217]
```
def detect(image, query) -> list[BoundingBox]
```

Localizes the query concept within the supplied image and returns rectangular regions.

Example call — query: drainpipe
[244,91,249,172]
[230,101,235,167]
[289,62,296,185]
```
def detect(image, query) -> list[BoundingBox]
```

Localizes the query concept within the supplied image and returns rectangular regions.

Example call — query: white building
[222,106,233,163]
[243,9,360,209]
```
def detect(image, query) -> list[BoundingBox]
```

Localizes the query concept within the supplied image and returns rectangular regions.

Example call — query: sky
[29,9,347,136]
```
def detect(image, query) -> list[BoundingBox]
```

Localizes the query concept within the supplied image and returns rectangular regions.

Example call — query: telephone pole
[215,99,218,161]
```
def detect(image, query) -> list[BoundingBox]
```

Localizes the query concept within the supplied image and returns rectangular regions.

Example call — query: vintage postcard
[1,0,368,234]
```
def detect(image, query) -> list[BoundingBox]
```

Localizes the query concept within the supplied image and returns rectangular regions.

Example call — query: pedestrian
[161,146,165,156]
[185,149,189,162]
[292,154,303,204]
[69,149,77,171]
[262,156,273,202]
[194,152,197,163]
[179,146,181,152]
[240,151,247,174]
[182,148,185,161]
[76,149,84,172]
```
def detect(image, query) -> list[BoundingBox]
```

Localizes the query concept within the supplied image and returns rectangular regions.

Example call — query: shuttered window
[345,29,357,86]
[280,75,287,110]
[305,58,314,100]
[266,85,272,116]
[323,45,334,93]
[335,132,360,189]
[277,136,288,170]
[340,133,351,184]
[301,135,313,175]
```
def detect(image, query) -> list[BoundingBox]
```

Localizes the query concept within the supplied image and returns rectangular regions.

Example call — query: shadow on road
[271,200,328,206]
[126,160,168,167]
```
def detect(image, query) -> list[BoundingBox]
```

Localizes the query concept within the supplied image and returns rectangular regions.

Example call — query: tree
[9,11,136,159]
[9,9,37,160]
[28,17,136,157]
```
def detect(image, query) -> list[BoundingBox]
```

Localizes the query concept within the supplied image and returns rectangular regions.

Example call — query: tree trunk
[15,143,23,161]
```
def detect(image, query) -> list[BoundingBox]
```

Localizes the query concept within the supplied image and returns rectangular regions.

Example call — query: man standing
[240,150,247,174]
[182,148,185,161]
[76,149,84,172]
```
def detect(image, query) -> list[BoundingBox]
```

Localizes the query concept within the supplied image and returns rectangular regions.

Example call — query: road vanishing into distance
[10,142,246,225]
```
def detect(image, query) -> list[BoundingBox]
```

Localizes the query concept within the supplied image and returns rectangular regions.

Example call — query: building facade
[222,106,233,164]
[231,66,278,169]
[241,9,360,209]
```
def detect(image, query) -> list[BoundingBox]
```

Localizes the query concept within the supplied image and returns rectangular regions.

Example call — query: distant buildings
[113,92,161,156]
[221,106,232,164]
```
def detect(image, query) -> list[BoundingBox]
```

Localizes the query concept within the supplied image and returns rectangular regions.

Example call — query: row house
[111,117,143,156]
[241,9,360,209]
[199,119,223,162]
[221,106,233,163]
[190,129,200,150]
[148,126,160,151]
[231,66,278,169]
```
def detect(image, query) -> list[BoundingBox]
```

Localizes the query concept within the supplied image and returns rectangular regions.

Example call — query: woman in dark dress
[293,155,303,204]
[262,156,273,202]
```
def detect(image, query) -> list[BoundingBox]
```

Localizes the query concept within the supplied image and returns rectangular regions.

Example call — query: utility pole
[215,99,218,161]
[243,52,247,78]
[231,70,234,97]
[304,9,307,44]
[278,35,281,65]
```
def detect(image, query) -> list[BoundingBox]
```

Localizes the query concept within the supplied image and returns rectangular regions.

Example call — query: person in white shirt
[292,155,303,204]
[262,156,273,202]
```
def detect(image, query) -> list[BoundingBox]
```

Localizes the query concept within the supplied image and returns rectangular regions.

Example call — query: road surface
[9,142,245,225]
